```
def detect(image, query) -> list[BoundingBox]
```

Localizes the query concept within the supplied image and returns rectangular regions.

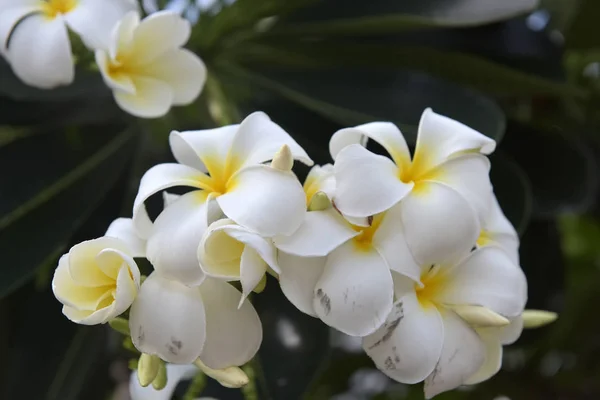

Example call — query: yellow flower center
[476,229,493,247]
[41,0,78,18]
[352,213,384,251]
[198,154,240,196]
[415,265,448,309]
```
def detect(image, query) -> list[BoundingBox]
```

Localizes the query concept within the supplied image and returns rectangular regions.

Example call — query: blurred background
[1,0,599,399]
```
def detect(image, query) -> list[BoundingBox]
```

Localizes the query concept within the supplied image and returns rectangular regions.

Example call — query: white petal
[129,10,191,65]
[333,144,413,218]
[464,331,502,385]
[169,125,238,172]
[229,112,313,169]
[53,255,109,310]
[413,108,496,174]
[141,48,206,105]
[278,252,325,317]
[478,316,524,346]
[105,218,146,257]
[239,247,267,305]
[314,242,393,336]
[198,219,245,280]
[114,76,174,118]
[217,165,306,237]
[146,191,213,286]
[329,122,411,170]
[199,278,262,369]
[437,246,528,318]
[7,14,74,88]
[129,273,206,364]
[425,154,492,224]
[132,163,207,238]
[130,364,197,400]
[64,0,138,50]
[68,237,130,286]
[162,191,181,207]
[0,5,40,55]
[109,9,139,59]
[400,182,479,266]
[95,49,136,94]
[273,209,358,257]
[363,292,443,384]
[481,194,520,265]
[424,310,485,399]
[372,204,421,282]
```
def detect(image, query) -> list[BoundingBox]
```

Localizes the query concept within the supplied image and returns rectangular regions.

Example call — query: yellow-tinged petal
[522,310,558,329]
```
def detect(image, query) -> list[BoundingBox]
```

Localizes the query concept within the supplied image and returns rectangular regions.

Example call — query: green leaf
[274,0,539,35]
[500,121,598,217]
[0,125,135,297]
[222,40,584,98]
[565,0,600,50]
[222,64,506,143]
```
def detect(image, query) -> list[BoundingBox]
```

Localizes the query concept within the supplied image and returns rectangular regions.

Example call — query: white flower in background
[362,243,527,399]
[199,219,279,305]
[133,111,312,284]
[0,0,136,88]
[52,236,140,325]
[129,273,262,366]
[477,193,520,264]
[95,11,206,118]
[331,108,495,265]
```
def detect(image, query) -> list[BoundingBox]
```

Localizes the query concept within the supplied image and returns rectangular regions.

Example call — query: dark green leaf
[500,121,598,217]
[0,125,135,297]
[222,64,506,143]
[275,0,539,35]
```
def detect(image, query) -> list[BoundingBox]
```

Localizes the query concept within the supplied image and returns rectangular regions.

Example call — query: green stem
[183,371,207,400]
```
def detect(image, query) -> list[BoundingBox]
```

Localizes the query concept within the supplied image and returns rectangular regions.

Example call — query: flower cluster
[52,109,555,398]
[0,4,205,118]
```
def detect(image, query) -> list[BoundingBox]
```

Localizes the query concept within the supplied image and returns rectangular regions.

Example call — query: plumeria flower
[51,236,141,325]
[95,10,206,118]
[331,109,495,265]
[0,0,136,88]
[133,112,312,275]
[362,240,527,398]
[477,192,520,264]
[198,218,279,306]
[276,166,428,337]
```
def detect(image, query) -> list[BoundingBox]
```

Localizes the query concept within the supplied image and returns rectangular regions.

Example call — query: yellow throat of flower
[197,155,241,196]
[476,229,493,247]
[415,265,448,309]
[42,0,78,18]
[352,214,384,250]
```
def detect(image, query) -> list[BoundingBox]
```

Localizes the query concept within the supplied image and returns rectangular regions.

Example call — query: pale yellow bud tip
[522,309,558,329]
[152,362,168,390]
[450,305,510,327]
[271,145,293,171]
[194,359,249,388]
[308,191,331,211]
[138,353,161,387]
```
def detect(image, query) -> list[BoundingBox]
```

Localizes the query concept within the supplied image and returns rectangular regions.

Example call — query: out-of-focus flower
[331,109,495,266]
[129,273,262,366]
[0,0,136,88]
[52,236,140,325]
[363,244,527,399]
[199,219,279,305]
[477,193,520,264]
[95,11,206,118]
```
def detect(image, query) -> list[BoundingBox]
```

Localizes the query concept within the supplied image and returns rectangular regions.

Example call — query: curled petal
[199,279,262,369]
[278,252,326,317]
[464,331,502,385]
[217,165,306,237]
[334,144,413,218]
[363,291,444,384]
[105,218,146,257]
[170,125,238,172]
[129,273,206,364]
[313,242,393,336]
[424,310,485,399]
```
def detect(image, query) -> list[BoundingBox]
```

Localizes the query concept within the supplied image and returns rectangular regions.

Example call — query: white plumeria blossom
[51,236,141,325]
[477,192,520,264]
[133,112,312,287]
[0,0,136,88]
[362,242,527,399]
[331,108,496,267]
[95,10,206,118]
[199,218,279,306]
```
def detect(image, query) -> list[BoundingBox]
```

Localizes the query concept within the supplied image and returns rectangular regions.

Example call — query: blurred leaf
[223,64,505,143]
[275,0,539,35]
[490,153,533,235]
[0,125,135,297]
[565,0,600,50]
[224,40,583,97]
[253,276,330,400]
[500,121,598,217]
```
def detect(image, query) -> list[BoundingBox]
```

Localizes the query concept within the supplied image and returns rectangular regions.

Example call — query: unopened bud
[522,310,558,329]
[138,353,161,387]
[270,145,293,171]
[152,361,168,390]
[450,305,510,327]
[194,359,249,388]
[109,317,130,335]
[308,191,331,211]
